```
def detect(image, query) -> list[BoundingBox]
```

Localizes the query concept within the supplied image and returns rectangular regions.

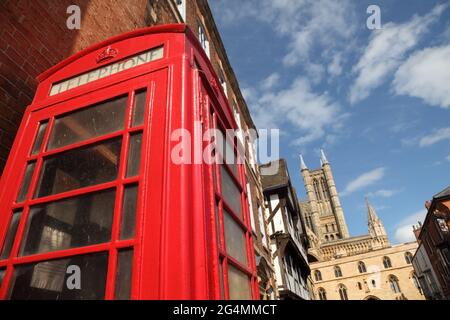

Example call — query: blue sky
[210,0,450,243]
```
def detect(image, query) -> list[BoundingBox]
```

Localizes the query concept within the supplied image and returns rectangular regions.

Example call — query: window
[389,275,401,293]
[338,284,348,300]
[209,107,253,300]
[9,252,108,299]
[175,0,186,21]
[318,287,327,300]
[383,256,392,268]
[313,179,322,200]
[411,272,422,294]
[330,235,335,240]
[314,270,322,281]
[198,21,210,58]
[2,89,146,299]
[371,279,376,288]
[285,255,293,276]
[334,266,342,278]
[320,178,329,200]
[218,67,227,97]
[246,183,256,232]
[257,203,268,248]
[357,282,362,290]
[358,261,367,273]
[405,252,413,264]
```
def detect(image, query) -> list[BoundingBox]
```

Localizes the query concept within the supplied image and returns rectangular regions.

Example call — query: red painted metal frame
[0,24,258,299]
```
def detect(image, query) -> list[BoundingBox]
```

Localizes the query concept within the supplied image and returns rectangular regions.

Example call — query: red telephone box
[0,24,258,300]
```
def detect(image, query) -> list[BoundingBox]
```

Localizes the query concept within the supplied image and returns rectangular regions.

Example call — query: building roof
[433,186,450,199]
[260,159,290,190]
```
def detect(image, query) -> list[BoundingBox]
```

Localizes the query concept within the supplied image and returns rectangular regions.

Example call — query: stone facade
[300,151,423,299]
[311,242,423,300]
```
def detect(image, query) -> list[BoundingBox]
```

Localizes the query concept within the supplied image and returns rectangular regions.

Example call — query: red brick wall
[0,0,178,173]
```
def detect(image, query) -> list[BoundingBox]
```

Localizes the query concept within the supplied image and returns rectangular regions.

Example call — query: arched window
[389,275,401,293]
[357,261,367,273]
[338,284,348,300]
[371,279,376,287]
[325,224,329,233]
[325,235,329,241]
[313,179,322,200]
[357,282,362,290]
[334,266,342,278]
[405,252,413,264]
[411,272,422,294]
[320,178,329,200]
[330,234,335,241]
[318,287,327,300]
[314,270,322,281]
[383,256,392,268]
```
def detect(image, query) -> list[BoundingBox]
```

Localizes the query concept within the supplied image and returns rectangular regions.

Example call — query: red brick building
[413,186,450,299]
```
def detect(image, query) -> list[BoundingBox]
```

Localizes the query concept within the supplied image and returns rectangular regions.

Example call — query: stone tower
[300,150,350,244]
[366,197,390,248]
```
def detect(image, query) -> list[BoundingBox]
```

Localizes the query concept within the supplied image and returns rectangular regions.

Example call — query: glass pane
[16,161,36,203]
[115,249,133,300]
[224,139,238,176]
[0,268,5,287]
[126,132,142,177]
[20,190,115,256]
[47,95,127,150]
[120,185,138,240]
[9,252,108,300]
[215,201,221,249]
[35,138,122,198]
[132,90,147,127]
[224,210,248,265]
[31,121,48,155]
[228,264,252,300]
[0,210,23,259]
[220,166,242,218]
[218,260,224,299]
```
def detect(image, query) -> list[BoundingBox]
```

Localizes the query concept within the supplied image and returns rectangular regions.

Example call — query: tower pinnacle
[320,149,328,165]
[300,154,308,171]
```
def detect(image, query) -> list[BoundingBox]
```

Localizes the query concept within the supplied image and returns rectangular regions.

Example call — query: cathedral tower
[300,150,350,244]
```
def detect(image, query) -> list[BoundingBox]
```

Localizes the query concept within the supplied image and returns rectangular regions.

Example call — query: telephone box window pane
[218,259,224,299]
[132,90,147,127]
[0,210,23,260]
[126,132,142,177]
[9,252,108,300]
[16,161,36,203]
[0,268,5,287]
[35,138,122,198]
[20,190,115,256]
[228,265,252,300]
[120,184,138,240]
[31,121,48,155]
[115,249,133,300]
[220,166,242,218]
[224,210,248,266]
[47,95,127,150]
[224,140,238,176]
[215,201,221,249]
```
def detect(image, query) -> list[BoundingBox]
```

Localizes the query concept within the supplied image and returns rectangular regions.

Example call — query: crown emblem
[96,46,118,63]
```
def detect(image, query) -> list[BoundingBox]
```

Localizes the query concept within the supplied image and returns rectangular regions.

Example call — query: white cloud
[246,76,344,145]
[260,72,280,90]
[419,127,450,147]
[213,0,356,78]
[393,45,450,108]
[328,54,343,77]
[367,189,401,198]
[349,3,448,104]
[341,167,385,196]
[447,155,450,162]
[394,210,426,243]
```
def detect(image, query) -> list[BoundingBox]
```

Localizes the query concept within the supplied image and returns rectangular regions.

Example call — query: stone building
[0,0,277,299]
[412,186,450,299]
[260,159,311,300]
[300,151,424,300]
